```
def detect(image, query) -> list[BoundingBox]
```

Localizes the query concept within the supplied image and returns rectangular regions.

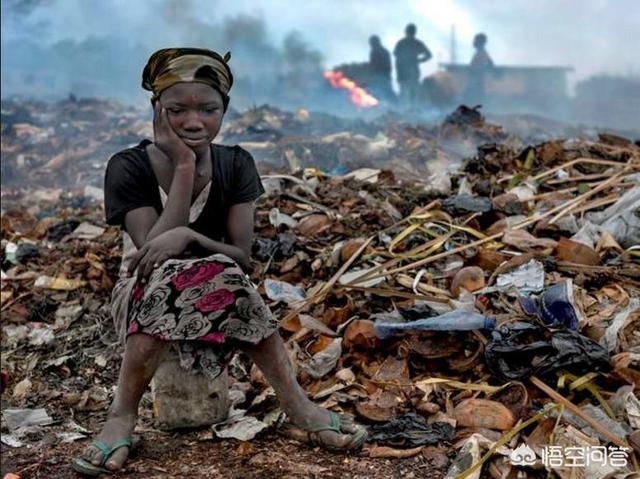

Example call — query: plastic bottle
[374,310,495,340]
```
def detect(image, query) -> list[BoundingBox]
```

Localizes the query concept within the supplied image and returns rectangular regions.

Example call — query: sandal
[280,412,368,453]
[71,437,138,476]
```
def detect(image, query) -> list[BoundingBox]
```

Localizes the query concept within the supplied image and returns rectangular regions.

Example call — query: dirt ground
[1,414,452,479]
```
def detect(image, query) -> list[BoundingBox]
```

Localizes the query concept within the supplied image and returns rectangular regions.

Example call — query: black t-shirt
[104,140,265,242]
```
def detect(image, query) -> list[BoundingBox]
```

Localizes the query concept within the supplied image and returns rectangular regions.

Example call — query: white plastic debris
[299,338,342,379]
[446,435,481,479]
[4,242,18,264]
[508,183,537,202]
[600,298,640,353]
[457,177,473,195]
[83,185,104,202]
[3,325,29,347]
[1,434,25,448]
[261,177,284,195]
[571,221,603,249]
[54,304,84,329]
[341,168,381,184]
[71,222,105,240]
[423,172,452,196]
[268,208,297,228]
[495,259,545,294]
[587,186,640,248]
[3,408,53,431]
[609,386,640,430]
[563,405,632,444]
[264,279,305,304]
[27,326,55,346]
[213,408,268,441]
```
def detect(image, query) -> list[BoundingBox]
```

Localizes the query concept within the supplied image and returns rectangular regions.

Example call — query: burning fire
[324,70,379,108]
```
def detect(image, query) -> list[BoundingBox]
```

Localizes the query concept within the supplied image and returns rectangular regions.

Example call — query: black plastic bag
[398,301,439,321]
[368,413,455,447]
[484,321,610,382]
[442,194,492,216]
[253,233,296,261]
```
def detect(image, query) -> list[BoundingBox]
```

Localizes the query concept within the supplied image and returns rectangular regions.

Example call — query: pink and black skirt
[110,254,279,379]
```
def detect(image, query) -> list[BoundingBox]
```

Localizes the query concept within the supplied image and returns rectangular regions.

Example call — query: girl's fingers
[154,253,166,268]
[154,103,173,141]
[160,108,178,138]
[156,106,167,134]
[127,246,148,276]
[140,252,161,282]
[152,101,161,129]
[136,256,150,283]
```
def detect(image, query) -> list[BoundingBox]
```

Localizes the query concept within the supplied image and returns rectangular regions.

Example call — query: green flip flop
[71,438,134,476]
[281,412,368,453]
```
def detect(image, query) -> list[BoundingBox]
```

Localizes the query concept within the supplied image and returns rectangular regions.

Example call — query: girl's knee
[127,333,167,356]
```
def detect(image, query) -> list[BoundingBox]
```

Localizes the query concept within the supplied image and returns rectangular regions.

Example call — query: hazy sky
[3,0,639,80]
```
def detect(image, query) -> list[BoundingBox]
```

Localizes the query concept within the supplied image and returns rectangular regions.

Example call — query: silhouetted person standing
[467,33,494,105]
[394,24,431,107]
[368,35,395,102]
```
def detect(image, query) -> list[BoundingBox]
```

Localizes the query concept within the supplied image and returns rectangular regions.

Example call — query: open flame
[324,70,379,108]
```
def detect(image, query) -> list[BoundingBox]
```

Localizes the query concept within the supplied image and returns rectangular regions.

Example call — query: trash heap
[1,97,151,189]
[2,101,640,478]
[3,98,588,189]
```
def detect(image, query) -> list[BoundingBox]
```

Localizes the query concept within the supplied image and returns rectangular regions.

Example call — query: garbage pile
[3,98,585,190]
[2,100,640,478]
[1,97,150,189]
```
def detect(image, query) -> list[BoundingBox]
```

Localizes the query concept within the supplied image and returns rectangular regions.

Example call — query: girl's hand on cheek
[153,101,196,166]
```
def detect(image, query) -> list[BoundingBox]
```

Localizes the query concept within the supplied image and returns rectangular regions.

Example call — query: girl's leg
[242,332,361,449]
[80,333,168,470]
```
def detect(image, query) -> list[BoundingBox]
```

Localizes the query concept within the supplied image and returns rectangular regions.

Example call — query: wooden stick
[282,191,337,218]
[1,292,32,312]
[335,284,450,303]
[570,195,620,216]
[497,158,628,184]
[530,181,635,201]
[530,376,630,449]
[379,199,440,236]
[346,213,479,287]
[545,172,616,185]
[347,170,630,286]
[280,235,374,324]
[530,185,581,200]
[348,231,505,286]
[395,274,453,297]
[548,168,629,224]
[530,158,629,182]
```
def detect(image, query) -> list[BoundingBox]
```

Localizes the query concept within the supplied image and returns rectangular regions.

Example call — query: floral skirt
[110,254,279,379]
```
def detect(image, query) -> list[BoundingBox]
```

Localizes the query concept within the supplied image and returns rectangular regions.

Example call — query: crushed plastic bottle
[374,310,495,339]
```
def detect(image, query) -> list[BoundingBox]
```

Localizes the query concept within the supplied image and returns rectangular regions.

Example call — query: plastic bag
[484,322,610,382]
[368,413,455,447]
[519,280,585,330]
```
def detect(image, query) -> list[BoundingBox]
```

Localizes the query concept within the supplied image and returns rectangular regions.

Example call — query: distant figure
[393,24,432,107]
[467,33,494,105]
[368,35,395,102]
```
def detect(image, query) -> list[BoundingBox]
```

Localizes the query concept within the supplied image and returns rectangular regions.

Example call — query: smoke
[1,0,639,128]
[0,0,327,108]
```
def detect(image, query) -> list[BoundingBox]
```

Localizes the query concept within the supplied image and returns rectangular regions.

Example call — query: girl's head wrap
[142,47,233,110]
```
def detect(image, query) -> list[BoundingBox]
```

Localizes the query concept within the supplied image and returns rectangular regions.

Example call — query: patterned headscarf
[142,48,233,110]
